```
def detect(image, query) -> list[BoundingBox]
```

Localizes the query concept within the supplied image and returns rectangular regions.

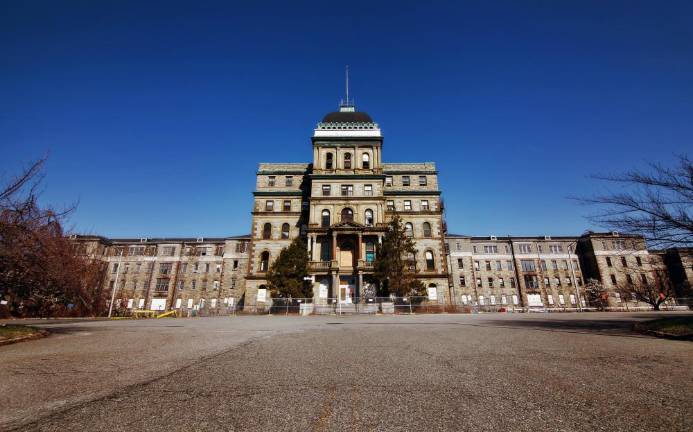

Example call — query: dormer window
[326,153,333,169]
[268,176,276,187]
[344,153,352,169]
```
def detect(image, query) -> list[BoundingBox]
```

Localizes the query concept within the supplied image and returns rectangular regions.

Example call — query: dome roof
[321,111,374,123]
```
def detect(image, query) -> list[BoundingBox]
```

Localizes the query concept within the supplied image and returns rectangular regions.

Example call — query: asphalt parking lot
[2,312,692,431]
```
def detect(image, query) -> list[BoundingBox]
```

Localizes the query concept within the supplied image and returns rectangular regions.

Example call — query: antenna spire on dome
[340,65,355,112]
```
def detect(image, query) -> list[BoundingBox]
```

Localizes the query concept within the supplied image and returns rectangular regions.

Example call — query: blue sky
[2,1,691,238]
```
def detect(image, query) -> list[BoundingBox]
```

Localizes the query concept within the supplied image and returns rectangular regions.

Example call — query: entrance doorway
[339,276,356,304]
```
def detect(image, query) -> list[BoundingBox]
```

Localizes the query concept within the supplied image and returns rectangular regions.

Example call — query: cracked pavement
[2,313,692,431]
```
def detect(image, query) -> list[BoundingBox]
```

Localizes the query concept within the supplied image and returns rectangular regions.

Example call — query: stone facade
[70,104,692,313]
[245,104,449,307]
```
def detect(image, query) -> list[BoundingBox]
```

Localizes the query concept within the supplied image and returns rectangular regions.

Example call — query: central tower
[306,101,388,304]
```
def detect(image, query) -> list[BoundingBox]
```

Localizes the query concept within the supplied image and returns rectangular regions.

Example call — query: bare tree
[583,278,608,310]
[0,158,108,317]
[578,155,692,249]
[616,269,675,311]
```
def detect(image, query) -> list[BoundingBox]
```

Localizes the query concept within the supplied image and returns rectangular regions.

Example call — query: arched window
[260,252,270,272]
[422,222,432,238]
[362,153,370,169]
[262,223,272,239]
[344,153,352,169]
[281,223,290,239]
[321,209,330,228]
[405,222,414,237]
[364,209,374,226]
[425,251,435,271]
[341,207,353,223]
[326,153,333,169]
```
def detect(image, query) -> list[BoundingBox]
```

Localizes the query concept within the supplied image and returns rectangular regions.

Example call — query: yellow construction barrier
[156,310,177,319]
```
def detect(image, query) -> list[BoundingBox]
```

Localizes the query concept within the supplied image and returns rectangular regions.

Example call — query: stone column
[332,232,337,261]
[357,232,363,261]
[358,271,363,302]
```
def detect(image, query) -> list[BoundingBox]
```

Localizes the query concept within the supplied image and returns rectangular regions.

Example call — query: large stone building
[72,101,691,314]
[244,101,448,307]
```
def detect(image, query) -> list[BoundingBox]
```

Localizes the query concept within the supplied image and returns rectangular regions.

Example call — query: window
[518,244,532,253]
[386,200,395,211]
[421,200,429,211]
[322,185,331,196]
[457,259,464,268]
[191,280,196,290]
[488,277,494,287]
[344,152,352,169]
[233,260,238,269]
[614,240,626,250]
[626,274,633,285]
[496,261,502,271]
[422,222,432,238]
[283,200,291,212]
[521,260,536,271]
[366,242,375,262]
[385,176,393,187]
[561,260,569,270]
[610,274,617,285]
[281,223,290,239]
[402,176,410,186]
[485,260,492,271]
[540,260,547,271]
[159,263,172,275]
[483,245,498,254]
[362,153,370,169]
[524,275,539,289]
[285,176,293,187]
[268,176,276,187]
[364,184,373,196]
[544,277,550,286]
[474,261,480,271]
[325,153,333,169]
[341,208,354,223]
[499,277,505,287]
[404,200,412,211]
[262,223,272,239]
[155,278,169,292]
[551,260,558,270]
[162,246,175,256]
[476,278,482,288]
[456,241,461,251]
[549,245,563,253]
[180,263,188,273]
[510,277,516,288]
[606,257,612,267]
[507,260,514,271]
[621,256,627,267]
[112,263,119,274]
[364,209,374,226]
[640,273,647,284]
[636,256,642,267]
[260,252,270,272]
[537,245,543,253]
[405,222,414,237]
[265,200,274,211]
[418,176,427,186]
[216,264,221,273]
[459,276,466,286]
[205,263,210,273]
[341,184,353,196]
[321,210,330,227]
[128,246,145,256]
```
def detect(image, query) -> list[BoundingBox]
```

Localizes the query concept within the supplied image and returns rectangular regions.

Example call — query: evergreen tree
[373,215,425,297]
[267,237,312,299]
